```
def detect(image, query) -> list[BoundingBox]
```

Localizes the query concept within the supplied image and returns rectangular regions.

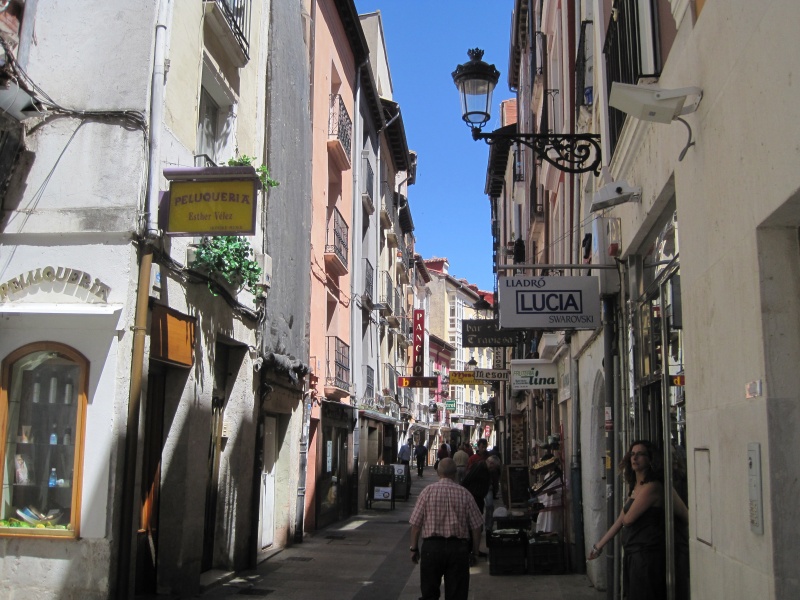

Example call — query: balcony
[386,226,398,248]
[203,0,251,67]
[324,206,349,276]
[379,182,394,229]
[328,94,352,170]
[388,288,403,328]
[386,365,398,396]
[377,270,393,315]
[361,155,375,215]
[361,259,374,309]
[324,336,350,399]
[363,365,375,405]
[397,318,411,349]
[395,249,410,284]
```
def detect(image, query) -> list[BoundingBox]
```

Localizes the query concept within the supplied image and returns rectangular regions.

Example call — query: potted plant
[189,236,265,303]
[227,155,279,189]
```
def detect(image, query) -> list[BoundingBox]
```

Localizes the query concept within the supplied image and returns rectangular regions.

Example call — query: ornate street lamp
[452,49,602,175]
[472,297,493,320]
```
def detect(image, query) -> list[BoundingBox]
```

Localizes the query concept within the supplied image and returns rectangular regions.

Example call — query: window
[1,343,88,537]
[197,88,221,166]
[195,59,237,167]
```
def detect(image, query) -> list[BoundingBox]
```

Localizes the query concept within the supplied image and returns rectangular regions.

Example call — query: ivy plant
[227,155,279,189]
[190,236,265,302]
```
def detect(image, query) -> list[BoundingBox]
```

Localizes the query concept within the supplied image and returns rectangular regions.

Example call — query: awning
[358,409,401,426]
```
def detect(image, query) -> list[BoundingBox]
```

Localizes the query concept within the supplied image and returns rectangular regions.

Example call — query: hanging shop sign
[397,376,439,388]
[498,275,601,330]
[445,400,456,411]
[412,309,425,376]
[473,369,510,382]
[162,166,259,236]
[462,319,520,347]
[449,371,479,385]
[510,359,559,390]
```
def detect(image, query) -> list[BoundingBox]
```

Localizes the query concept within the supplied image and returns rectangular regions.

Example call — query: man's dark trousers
[419,537,470,600]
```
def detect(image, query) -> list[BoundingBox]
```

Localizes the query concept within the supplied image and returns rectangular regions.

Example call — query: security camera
[609,82,703,124]
[590,181,641,212]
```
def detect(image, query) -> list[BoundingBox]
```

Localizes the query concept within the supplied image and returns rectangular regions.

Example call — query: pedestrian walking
[434,442,449,471]
[461,455,501,557]
[415,443,428,477]
[409,458,483,600]
[398,439,411,466]
[452,443,469,483]
[466,438,488,470]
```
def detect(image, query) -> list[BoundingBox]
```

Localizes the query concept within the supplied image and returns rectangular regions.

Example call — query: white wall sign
[510,359,558,390]
[498,276,601,329]
[0,266,111,302]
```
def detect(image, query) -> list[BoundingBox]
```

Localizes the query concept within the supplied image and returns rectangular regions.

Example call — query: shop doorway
[259,416,277,549]
[202,341,245,571]
[316,401,353,529]
[632,250,687,600]
[316,424,347,528]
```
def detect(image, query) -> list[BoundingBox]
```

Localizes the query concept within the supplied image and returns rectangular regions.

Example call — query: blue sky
[354,0,515,292]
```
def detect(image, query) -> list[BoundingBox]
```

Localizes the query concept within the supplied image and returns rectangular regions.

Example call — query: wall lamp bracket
[470,127,602,175]
[453,49,601,175]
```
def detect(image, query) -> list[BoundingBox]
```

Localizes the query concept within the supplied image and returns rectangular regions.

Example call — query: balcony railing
[361,156,375,214]
[325,206,349,275]
[328,94,352,167]
[325,336,350,394]
[379,181,394,229]
[394,288,404,319]
[194,154,217,167]
[204,0,251,65]
[365,365,375,402]
[387,285,401,327]
[379,270,393,312]
[363,259,374,305]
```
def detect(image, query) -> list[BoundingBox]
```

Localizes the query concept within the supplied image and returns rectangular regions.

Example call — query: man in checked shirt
[409,458,484,600]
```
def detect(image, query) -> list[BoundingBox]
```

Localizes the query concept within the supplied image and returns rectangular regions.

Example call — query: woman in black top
[587,440,688,600]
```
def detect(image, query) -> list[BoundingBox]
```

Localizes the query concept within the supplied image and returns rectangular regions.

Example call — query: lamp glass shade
[457,77,496,126]
[452,49,500,128]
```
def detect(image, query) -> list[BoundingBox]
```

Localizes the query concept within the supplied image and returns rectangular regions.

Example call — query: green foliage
[190,236,265,302]
[227,155,280,189]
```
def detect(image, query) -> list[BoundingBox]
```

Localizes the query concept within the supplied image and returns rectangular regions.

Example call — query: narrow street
[198,467,600,600]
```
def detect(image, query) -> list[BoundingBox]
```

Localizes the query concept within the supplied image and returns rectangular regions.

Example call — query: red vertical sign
[413,309,425,376]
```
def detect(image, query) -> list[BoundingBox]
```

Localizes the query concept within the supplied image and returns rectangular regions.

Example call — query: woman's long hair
[619,439,663,490]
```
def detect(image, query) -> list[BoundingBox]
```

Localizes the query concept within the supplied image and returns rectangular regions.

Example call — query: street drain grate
[284,556,313,562]
[324,534,346,540]
[237,590,274,596]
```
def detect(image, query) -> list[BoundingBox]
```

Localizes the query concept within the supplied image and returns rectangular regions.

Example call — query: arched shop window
[0,343,88,538]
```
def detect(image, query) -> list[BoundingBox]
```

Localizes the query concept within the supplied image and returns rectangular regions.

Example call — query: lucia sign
[498,275,600,330]
[510,359,558,390]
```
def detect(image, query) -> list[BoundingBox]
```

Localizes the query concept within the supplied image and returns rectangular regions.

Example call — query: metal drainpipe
[350,58,368,517]
[116,0,168,596]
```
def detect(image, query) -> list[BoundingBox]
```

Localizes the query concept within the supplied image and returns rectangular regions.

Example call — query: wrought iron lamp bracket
[471,127,602,175]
